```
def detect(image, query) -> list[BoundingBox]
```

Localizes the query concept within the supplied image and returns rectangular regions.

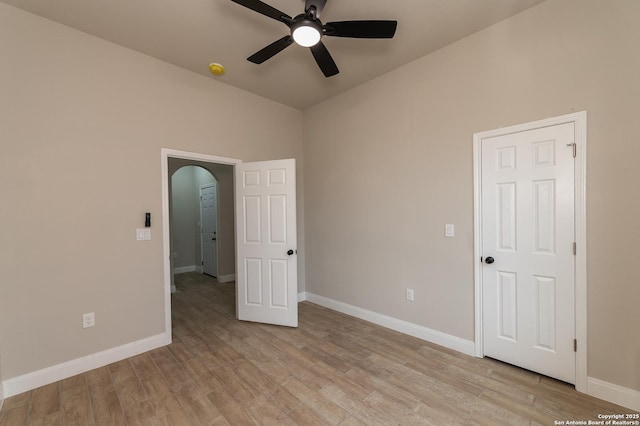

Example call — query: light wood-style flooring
[1,272,635,425]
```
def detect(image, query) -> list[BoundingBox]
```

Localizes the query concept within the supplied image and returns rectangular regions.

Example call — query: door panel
[482,122,575,384]
[235,159,297,327]
[200,184,218,277]
[498,271,518,341]
[535,275,556,350]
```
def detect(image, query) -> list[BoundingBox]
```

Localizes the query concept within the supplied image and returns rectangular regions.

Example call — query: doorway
[170,166,218,277]
[473,111,588,392]
[162,151,239,319]
[161,149,300,336]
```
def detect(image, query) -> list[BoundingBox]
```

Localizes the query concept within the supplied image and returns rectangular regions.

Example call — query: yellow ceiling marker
[209,63,225,76]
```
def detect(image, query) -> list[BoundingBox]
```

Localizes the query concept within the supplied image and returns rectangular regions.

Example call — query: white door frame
[473,111,587,393]
[161,148,241,340]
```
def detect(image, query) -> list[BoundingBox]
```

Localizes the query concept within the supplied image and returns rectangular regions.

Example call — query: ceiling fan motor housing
[291,16,323,47]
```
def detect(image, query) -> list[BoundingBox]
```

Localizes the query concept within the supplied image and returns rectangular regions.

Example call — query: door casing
[473,111,587,393]
[161,149,241,339]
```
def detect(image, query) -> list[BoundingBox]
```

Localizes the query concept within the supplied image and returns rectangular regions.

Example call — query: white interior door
[201,184,218,277]
[481,122,576,383]
[235,159,298,327]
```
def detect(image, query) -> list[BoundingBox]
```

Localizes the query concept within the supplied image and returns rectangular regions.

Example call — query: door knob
[485,256,495,264]
[287,249,294,256]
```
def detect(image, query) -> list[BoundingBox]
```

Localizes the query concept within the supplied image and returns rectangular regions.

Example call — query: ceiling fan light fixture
[291,20,322,47]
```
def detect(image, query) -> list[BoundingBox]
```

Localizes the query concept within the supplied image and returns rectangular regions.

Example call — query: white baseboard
[195,266,203,274]
[1,332,170,399]
[217,273,235,283]
[173,265,196,274]
[300,294,640,410]
[303,292,475,356]
[588,377,640,411]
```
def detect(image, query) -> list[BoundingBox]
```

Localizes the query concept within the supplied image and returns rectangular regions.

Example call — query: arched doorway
[170,165,217,277]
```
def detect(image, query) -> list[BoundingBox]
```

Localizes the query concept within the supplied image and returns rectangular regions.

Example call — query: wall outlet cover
[406,288,415,301]
[83,312,95,328]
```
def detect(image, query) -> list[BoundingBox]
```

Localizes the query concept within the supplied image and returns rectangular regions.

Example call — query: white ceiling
[3,0,546,109]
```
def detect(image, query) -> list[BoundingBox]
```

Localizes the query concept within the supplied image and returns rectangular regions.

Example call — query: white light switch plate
[136,228,151,241]
[445,224,455,237]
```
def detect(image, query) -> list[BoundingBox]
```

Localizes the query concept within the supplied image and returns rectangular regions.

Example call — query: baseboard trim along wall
[217,273,235,283]
[172,269,234,282]
[299,292,640,411]
[588,377,640,411]
[173,265,196,274]
[3,297,638,411]
[1,333,170,399]
[302,292,476,357]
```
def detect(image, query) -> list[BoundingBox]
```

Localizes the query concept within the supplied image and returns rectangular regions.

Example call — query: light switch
[136,228,151,241]
[445,224,455,237]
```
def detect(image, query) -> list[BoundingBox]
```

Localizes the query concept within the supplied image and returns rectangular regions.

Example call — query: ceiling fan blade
[324,20,398,38]
[230,0,291,23]
[305,0,327,17]
[247,35,294,64]
[310,41,339,77]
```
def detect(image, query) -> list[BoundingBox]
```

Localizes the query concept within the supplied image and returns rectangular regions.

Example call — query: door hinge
[574,339,577,352]
[201,261,204,265]
[567,142,576,157]
[573,242,577,255]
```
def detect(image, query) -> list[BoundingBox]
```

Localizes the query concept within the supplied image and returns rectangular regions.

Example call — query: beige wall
[0,4,303,380]
[303,0,640,391]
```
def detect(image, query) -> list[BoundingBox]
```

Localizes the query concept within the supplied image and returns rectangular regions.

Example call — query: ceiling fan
[230,0,398,77]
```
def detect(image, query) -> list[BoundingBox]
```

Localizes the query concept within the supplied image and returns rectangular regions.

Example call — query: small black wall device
[145,212,151,228]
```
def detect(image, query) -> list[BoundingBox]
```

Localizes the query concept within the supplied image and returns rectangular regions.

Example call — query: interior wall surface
[303,0,640,392]
[0,3,303,381]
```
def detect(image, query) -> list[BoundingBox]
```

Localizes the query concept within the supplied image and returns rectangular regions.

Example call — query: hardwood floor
[1,272,635,425]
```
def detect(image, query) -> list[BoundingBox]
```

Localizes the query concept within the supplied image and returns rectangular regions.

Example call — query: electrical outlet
[83,312,95,328]
[406,288,414,301]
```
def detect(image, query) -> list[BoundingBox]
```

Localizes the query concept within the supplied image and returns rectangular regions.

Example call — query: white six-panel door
[235,159,298,327]
[481,122,576,383]
[200,184,218,277]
